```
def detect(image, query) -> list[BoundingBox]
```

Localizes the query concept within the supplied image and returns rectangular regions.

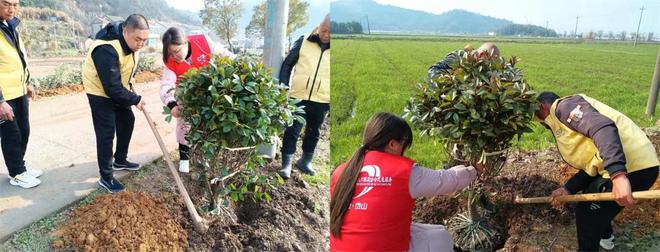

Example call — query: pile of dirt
[122,159,330,251]
[38,84,84,98]
[53,192,188,251]
[183,167,330,252]
[35,71,160,99]
[134,71,161,83]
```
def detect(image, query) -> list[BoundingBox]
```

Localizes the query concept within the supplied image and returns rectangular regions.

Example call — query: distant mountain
[22,0,202,28]
[331,0,513,34]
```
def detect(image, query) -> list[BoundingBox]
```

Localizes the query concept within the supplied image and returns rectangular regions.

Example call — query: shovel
[514,190,660,204]
[132,85,208,232]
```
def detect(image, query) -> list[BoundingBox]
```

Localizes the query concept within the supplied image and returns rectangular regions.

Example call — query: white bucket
[257,136,280,159]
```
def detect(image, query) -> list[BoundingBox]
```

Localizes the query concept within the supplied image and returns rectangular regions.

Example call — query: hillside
[330,0,512,34]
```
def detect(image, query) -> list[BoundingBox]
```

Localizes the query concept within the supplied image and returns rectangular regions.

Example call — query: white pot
[257,136,280,159]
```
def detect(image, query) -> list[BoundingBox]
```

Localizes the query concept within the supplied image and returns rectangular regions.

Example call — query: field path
[0,81,178,241]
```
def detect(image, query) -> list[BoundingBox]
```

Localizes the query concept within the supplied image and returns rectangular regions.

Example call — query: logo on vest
[196,54,208,64]
[349,202,369,210]
[353,165,393,199]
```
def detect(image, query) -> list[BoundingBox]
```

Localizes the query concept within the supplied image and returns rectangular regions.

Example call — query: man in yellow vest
[83,14,148,193]
[0,0,42,189]
[277,14,330,179]
[535,92,659,251]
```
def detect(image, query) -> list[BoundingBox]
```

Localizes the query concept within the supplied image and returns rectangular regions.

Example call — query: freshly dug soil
[134,71,161,83]
[182,166,330,252]
[54,192,188,251]
[36,71,160,98]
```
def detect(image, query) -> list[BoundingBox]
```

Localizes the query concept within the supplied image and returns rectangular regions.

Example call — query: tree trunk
[466,186,479,221]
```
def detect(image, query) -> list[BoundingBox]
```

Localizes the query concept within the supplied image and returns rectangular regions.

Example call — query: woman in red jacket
[330,112,479,251]
[159,27,234,173]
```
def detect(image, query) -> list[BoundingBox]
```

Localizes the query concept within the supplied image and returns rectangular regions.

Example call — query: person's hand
[473,162,485,176]
[0,101,14,121]
[27,85,37,100]
[551,187,570,209]
[136,99,146,111]
[612,174,636,207]
[171,105,181,118]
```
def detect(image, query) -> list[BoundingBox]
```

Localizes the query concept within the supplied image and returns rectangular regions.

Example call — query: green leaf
[223,95,233,105]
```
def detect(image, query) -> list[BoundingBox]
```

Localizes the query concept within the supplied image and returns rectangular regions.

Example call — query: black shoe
[98,177,125,193]
[295,152,317,176]
[112,160,141,171]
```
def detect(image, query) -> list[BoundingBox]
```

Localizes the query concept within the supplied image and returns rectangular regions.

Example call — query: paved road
[0,81,177,241]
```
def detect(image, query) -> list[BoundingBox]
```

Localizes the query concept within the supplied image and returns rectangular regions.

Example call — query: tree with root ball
[174,55,304,216]
[404,48,537,251]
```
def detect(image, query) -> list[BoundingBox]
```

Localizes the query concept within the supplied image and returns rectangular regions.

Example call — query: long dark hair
[329,112,413,238]
[161,27,185,63]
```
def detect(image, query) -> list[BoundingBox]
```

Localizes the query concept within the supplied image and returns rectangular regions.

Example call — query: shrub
[34,63,82,90]
[136,54,160,73]
[174,55,304,211]
[404,48,537,250]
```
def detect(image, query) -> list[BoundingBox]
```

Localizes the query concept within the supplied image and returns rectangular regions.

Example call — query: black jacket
[90,21,141,107]
[427,51,459,80]
[279,33,330,86]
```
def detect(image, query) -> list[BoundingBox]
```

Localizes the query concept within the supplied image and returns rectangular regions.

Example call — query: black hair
[538,91,560,105]
[124,14,149,31]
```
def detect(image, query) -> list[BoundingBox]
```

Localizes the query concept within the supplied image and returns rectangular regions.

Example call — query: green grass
[331,36,660,168]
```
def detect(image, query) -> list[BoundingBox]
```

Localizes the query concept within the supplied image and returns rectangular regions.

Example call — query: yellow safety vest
[545,94,659,178]
[82,40,138,98]
[0,28,28,101]
[289,32,330,103]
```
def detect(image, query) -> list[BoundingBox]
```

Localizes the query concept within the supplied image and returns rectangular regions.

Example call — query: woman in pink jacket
[159,27,235,172]
[330,112,480,251]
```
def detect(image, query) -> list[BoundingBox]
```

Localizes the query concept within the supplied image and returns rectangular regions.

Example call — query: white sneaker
[600,235,615,250]
[6,168,43,179]
[179,160,190,173]
[9,172,41,188]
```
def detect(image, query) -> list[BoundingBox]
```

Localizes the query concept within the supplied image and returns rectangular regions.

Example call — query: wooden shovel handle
[514,190,660,204]
[141,108,208,232]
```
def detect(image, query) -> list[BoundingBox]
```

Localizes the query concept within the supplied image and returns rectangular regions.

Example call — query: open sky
[166,0,329,39]
[373,0,660,34]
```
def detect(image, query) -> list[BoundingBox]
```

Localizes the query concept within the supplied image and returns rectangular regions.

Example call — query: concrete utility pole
[633,6,645,48]
[645,48,660,116]
[261,0,289,158]
[574,16,579,39]
[263,0,289,78]
[545,20,549,37]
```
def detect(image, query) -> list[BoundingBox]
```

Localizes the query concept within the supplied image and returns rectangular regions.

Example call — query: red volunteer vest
[330,151,415,251]
[165,34,211,85]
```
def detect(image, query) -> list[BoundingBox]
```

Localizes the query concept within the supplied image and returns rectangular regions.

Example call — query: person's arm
[555,96,627,177]
[91,45,141,107]
[278,36,304,86]
[427,52,458,80]
[204,35,236,59]
[160,67,177,109]
[409,164,477,198]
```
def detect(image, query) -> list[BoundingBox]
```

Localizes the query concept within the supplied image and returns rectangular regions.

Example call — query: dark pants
[576,166,659,251]
[179,144,189,161]
[282,100,329,155]
[87,94,135,180]
[0,95,30,177]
